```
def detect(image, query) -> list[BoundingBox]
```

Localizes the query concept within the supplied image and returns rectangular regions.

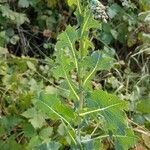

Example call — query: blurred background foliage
[0,0,150,149]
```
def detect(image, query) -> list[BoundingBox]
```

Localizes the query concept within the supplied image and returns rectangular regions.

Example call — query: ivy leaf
[29,113,45,129]
[22,108,46,129]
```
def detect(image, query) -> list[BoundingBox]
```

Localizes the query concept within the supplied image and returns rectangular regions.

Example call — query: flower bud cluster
[89,0,108,22]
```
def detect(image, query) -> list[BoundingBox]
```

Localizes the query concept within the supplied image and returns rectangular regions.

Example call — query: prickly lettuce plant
[36,0,136,149]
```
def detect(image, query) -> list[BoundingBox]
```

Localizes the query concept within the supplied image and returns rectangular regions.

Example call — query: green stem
[77,0,82,14]
[76,29,85,150]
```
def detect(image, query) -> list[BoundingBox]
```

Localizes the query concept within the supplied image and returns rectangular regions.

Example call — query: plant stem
[76,34,85,150]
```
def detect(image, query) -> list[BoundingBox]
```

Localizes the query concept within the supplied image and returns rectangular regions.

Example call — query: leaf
[37,92,77,123]
[84,90,128,131]
[83,51,114,70]
[51,65,65,80]
[80,8,100,37]
[28,136,41,149]
[114,129,136,150]
[0,5,29,26]
[0,136,22,150]
[0,46,8,55]
[57,123,65,136]
[110,29,118,39]
[22,108,36,118]
[67,0,78,7]
[56,25,78,59]
[39,127,53,140]
[0,115,22,131]
[55,25,78,70]
[22,123,36,138]
[10,35,19,45]
[22,108,46,129]
[84,90,136,149]
[29,113,46,129]
[139,0,150,11]
[27,61,36,71]
[137,99,150,113]
[107,4,122,19]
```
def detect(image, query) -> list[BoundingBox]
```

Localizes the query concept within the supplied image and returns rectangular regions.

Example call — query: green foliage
[0,0,149,149]
[34,2,136,149]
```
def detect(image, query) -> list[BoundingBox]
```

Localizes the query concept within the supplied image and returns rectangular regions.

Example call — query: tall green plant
[36,0,136,149]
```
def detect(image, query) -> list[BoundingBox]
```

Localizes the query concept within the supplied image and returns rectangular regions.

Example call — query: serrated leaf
[85,90,128,133]
[84,90,136,149]
[55,25,78,71]
[80,8,100,37]
[56,25,78,50]
[29,113,45,129]
[22,108,46,129]
[37,93,77,123]
[83,51,114,71]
